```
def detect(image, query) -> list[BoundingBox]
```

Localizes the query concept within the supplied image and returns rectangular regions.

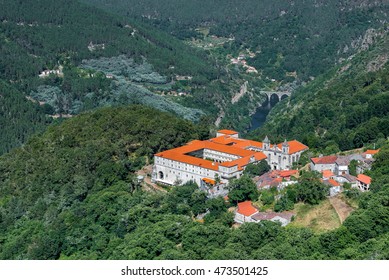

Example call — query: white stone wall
[311,163,336,172]
[358,181,370,192]
[203,149,239,162]
[234,212,256,223]
[335,164,348,176]
[154,156,218,186]
[267,151,301,170]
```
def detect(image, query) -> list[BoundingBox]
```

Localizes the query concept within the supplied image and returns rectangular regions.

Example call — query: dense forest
[3,0,389,155]
[0,0,223,154]
[0,81,51,155]
[82,0,389,81]
[0,106,387,259]
[251,27,389,153]
[0,0,216,81]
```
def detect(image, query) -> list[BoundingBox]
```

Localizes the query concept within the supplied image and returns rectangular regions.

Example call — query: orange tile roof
[311,155,338,165]
[220,152,267,169]
[217,129,238,135]
[234,140,264,149]
[277,140,308,155]
[322,170,334,178]
[202,178,216,185]
[209,135,240,145]
[328,179,340,187]
[237,201,258,216]
[279,170,298,178]
[357,174,372,185]
[364,149,380,155]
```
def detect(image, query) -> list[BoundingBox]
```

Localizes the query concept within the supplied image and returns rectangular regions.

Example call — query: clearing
[329,195,355,223]
[290,200,341,233]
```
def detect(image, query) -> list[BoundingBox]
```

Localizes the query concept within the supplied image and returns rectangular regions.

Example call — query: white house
[234,201,259,223]
[357,174,372,192]
[310,155,337,172]
[363,149,379,159]
[334,174,358,188]
[234,201,294,226]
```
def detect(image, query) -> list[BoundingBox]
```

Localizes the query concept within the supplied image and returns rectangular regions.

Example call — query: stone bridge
[261,91,291,101]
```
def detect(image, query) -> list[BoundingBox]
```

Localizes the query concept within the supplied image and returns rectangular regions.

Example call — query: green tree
[349,160,358,176]
[260,190,275,205]
[295,171,329,204]
[243,160,271,177]
[227,175,259,204]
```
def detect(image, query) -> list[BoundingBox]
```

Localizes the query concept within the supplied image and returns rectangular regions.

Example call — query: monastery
[152,130,308,189]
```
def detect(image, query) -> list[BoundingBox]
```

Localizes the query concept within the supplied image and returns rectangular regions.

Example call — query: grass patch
[289,200,341,233]
[339,193,359,209]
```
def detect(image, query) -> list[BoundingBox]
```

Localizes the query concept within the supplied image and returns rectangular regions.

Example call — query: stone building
[152,130,308,188]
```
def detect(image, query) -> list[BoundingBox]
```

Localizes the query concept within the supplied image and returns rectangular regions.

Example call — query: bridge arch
[261,91,291,103]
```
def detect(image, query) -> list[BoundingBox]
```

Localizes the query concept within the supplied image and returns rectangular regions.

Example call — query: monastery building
[152,130,308,188]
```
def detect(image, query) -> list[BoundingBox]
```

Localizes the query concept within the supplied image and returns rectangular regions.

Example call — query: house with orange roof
[357,174,372,192]
[310,155,337,172]
[234,201,259,223]
[323,178,342,196]
[322,169,335,179]
[152,130,308,190]
[234,201,294,226]
[363,149,380,159]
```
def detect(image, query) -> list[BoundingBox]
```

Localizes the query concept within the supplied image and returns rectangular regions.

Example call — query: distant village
[151,130,378,227]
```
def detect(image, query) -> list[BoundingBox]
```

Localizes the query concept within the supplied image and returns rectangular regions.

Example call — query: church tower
[282,139,289,154]
[263,135,270,151]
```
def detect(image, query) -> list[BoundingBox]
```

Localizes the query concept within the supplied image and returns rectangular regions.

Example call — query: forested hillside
[0,81,50,154]
[251,27,389,153]
[0,0,215,81]
[0,0,220,154]
[0,105,387,259]
[82,0,389,81]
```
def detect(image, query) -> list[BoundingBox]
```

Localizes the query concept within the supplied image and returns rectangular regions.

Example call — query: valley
[0,0,388,261]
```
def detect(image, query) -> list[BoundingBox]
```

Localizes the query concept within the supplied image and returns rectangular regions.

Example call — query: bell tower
[263,135,270,151]
[282,139,289,154]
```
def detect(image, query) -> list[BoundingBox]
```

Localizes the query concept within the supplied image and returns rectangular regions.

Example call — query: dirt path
[137,165,167,193]
[329,195,354,223]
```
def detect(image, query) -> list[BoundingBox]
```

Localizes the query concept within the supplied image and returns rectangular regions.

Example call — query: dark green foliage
[0,0,215,81]
[274,195,295,212]
[0,81,50,154]
[0,0,218,154]
[0,106,207,259]
[83,0,389,81]
[0,109,389,260]
[164,182,207,216]
[295,171,329,205]
[227,175,259,204]
[254,33,389,152]
[243,160,270,177]
[349,160,358,176]
[260,190,275,206]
